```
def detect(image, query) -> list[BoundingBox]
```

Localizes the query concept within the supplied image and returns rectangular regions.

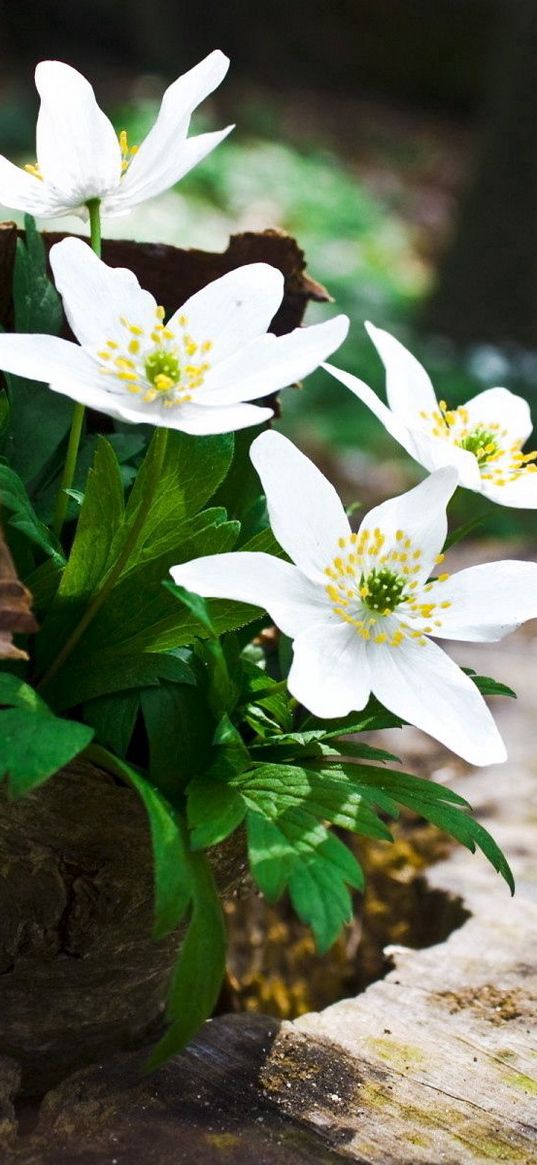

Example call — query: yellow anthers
[128,324,143,337]
[375,633,387,644]
[24,162,43,181]
[118,129,139,174]
[325,585,341,603]
[437,573,450,582]
[338,536,347,548]
[201,339,213,353]
[97,350,111,361]
[128,339,140,355]
[155,306,165,321]
[107,339,119,349]
[396,530,404,542]
[435,553,445,564]
[177,314,188,328]
[440,601,451,609]
[154,373,175,392]
[390,630,404,648]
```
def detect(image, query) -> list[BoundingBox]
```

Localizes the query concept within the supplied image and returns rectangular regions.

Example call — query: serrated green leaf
[0,463,64,564]
[13,216,63,335]
[301,697,403,737]
[246,810,297,900]
[233,763,392,840]
[463,669,517,700]
[1,706,93,796]
[37,438,125,670]
[89,745,193,939]
[3,218,71,485]
[325,760,514,892]
[40,511,238,711]
[246,805,363,951]
[115,428,234,575]
[187,776,246,848]
[147,848,226,1069]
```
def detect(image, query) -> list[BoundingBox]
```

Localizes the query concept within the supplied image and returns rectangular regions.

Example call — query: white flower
[0,237,349,434]
[171,430,537,765]
[0,54,232,219]
[325,323,537,508]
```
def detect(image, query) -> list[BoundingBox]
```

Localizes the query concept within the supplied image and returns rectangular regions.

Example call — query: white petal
[288,621,371,718]
[324,361,482,491]
[49,237,157,351]
[0,154,63,216]
[201,316,349,404]
[170,552,327,637]
[427,560,537,641]
[359,468,458,580]
[152,401,273,434]
[168,264,285,366]
[250,430,351,583]
[105,126,233,214]
[0,332,99,387]
[481,472,537,508]
[368,636,506,765]
[365,322,438,421]
[108,51,230,210]
[462,387,533,446]
[35,61,121,204]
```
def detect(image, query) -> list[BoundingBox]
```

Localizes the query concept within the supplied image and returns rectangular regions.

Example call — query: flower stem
[39,426,169,692]
[87,197,102,257]
[51,199,102,541]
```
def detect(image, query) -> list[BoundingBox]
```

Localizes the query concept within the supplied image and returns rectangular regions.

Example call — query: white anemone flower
[0,237,349,434]
[171,430,537,765]
[0,54,232,219]
[325,323,537,508]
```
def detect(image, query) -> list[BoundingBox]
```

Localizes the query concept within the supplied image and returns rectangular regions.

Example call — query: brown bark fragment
[0,525,38,660]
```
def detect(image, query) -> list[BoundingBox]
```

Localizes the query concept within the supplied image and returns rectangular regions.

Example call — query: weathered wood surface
[1,633,535,1162]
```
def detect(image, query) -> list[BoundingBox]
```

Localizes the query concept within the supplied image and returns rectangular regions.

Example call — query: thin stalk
[51,198,102,540]
[39,427,169,692]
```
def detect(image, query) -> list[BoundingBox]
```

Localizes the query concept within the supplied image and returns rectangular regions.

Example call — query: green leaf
[187,776,246,848]
[37,438,125,669]
[147,848,226,1069]
[206,714,251,781]
[464,669,517,700]
[3,217,72,485]
[325,760,514,893]
[444,514,486,552]
[40,511,239,710]
[84,690,140,756]
[115,428,234,574]
[301,697,403,737]
[89,745,193,939]
[246,806,363,952]
[141,680,214,803]
[0,463,64,564]
[13,216,63,335]
[1,706,93,797]
[288,830,363,953]
[0,672,48,712]
[233,763,392,840]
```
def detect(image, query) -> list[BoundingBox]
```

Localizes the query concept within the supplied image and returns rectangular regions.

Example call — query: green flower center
[144,349,181,392]
[361,567,408,613]
[457,426,500,464]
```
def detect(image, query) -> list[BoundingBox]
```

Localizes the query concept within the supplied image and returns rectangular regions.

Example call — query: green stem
[52,401,85,538]
[87,197,102,257]
[39,427,169,693]
[51,198,102,541]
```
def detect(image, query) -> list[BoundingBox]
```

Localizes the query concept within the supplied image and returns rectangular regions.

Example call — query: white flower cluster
[1,56,536,764]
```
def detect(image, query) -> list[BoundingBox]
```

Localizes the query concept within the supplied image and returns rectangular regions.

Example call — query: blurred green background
[1,0,537,540]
